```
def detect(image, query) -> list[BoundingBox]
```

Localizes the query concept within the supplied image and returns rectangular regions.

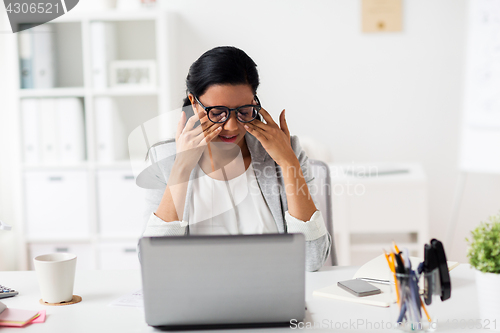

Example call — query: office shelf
[93,87,159,97]
[19,88,86,98]
[16,10,170,270]
[22,163,89,170]
[25,237,93,243]
[54,9,162,22]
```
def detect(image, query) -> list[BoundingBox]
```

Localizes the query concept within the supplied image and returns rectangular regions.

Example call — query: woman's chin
[211,136,243,150]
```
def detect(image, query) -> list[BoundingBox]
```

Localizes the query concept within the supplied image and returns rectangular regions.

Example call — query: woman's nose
[222,113,238,131]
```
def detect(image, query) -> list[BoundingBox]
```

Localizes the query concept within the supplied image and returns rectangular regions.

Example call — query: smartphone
[337,279,381,297]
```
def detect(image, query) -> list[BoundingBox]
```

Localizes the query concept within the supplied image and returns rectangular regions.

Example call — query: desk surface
[0,264,486,332]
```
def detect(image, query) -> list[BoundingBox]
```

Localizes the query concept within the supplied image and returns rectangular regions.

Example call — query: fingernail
[217,127,222,131]
[244,125,249,129]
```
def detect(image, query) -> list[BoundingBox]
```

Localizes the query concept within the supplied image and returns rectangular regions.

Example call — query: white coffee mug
[34,253,77,303]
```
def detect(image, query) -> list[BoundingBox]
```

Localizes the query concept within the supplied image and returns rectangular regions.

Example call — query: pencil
[420,297,432,322]
[383,249,391,267]
[392,241,400,253]
[390,252,400,305]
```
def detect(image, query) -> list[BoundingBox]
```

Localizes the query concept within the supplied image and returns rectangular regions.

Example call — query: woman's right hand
[173,111,224,174]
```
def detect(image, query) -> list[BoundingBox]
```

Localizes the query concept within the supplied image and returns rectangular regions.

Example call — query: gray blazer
[140,133,331,271]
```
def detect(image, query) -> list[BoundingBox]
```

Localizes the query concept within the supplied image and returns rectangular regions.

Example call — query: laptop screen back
[139,233,305,328]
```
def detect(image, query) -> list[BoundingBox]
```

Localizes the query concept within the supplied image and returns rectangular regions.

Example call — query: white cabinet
[97,169,146,238]
[98,242,140,270]
[24,170,90,239]
[329,163,429,266]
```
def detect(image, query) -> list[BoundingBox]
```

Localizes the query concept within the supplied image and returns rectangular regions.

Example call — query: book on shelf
[57,98,86,163]
[19,24,56,89]
[32,24,56,89]
[23,98,86,165]
[39,98,59,164]
[21,99,41,164]
[95,97,126,162]
[90,21,116,89]
[18,24,33,89]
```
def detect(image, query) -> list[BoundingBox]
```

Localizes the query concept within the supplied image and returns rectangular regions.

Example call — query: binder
[18,25,33,89]
[56,98,85,164]
[21,99,40,164]
[32,24,56,89]
[39,98,59,164]
[95,97,126,162]
[90,22,116,89]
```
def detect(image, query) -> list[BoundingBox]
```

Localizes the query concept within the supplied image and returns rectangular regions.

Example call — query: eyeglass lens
[208,106,259,123]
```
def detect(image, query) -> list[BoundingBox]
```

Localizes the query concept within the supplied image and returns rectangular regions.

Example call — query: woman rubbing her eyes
[142,46,331,271]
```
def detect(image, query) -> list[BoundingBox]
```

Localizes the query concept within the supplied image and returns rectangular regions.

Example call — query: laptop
[139,233,306,330]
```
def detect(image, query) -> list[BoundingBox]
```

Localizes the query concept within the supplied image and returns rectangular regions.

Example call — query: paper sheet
[32,310,46,323]
[109,289,144,308]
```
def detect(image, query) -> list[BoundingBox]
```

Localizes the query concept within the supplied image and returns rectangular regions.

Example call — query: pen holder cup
[391,273,434,332]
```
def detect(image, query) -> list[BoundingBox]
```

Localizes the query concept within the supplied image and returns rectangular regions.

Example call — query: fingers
[279,109,290,137]
[244,123,268,141]
[196,116,225,143]
[258,108,277,126]
[199,126,223,145]
[176,111,187,140]
[182,113,201,134]
[248,118,272,132]
[201,114,226,133]
[183,113,213,137]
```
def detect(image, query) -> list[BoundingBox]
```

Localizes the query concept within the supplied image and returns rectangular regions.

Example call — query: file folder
[57,98,85,163]
[21,99,40,164]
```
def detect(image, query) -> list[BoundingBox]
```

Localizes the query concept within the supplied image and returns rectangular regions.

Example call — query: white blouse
[187,163,278,235]
[143,162,328,241]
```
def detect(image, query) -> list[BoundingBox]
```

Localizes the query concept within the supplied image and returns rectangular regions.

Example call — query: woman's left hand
[244,108,298,167]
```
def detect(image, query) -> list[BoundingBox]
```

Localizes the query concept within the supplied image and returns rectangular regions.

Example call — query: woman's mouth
[219,134,238,143]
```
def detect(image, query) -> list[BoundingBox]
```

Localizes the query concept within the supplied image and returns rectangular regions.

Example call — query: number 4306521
[6,2,60,14]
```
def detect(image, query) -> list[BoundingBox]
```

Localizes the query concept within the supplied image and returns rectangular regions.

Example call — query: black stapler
[421,239,451,305]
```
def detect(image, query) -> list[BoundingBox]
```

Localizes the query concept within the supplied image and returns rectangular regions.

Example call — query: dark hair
[182,46,260,111]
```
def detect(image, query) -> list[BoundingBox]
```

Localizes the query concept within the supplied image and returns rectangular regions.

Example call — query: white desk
[0,264,487,332]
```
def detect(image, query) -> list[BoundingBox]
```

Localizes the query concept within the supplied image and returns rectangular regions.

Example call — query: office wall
[159,0,500,262]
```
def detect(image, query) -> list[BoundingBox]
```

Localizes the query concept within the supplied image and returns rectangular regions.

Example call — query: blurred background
[1,0,499,270]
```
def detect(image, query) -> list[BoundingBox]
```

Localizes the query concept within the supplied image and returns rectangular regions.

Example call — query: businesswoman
[142,46,331,271]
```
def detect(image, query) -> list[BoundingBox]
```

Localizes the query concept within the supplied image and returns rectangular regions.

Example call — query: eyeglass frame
[194,95,262,124]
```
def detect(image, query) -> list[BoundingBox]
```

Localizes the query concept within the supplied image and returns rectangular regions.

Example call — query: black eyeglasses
[194,95,261,124]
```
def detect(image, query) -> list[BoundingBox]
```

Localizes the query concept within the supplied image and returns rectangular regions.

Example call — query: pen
[393,241,405,266]
[357,277,394,285]
[394,253,405,274]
